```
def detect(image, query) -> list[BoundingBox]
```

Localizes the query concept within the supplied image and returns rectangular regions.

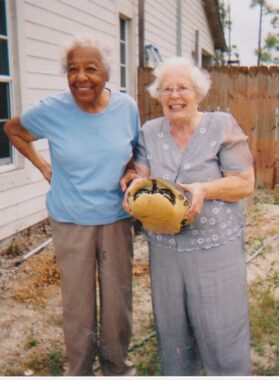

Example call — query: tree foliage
[216,0,240,66]
[251,0,279,65]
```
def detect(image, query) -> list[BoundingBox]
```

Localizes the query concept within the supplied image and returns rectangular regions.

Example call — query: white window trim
[0,0,27,172]
[0,0,13,168]
[120,16,128,93]
[116,5,136,97]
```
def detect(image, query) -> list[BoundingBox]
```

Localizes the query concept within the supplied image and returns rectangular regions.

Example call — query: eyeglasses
[160,86,192,96]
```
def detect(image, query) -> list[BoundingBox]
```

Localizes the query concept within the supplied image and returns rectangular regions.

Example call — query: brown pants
[50,218,133,376]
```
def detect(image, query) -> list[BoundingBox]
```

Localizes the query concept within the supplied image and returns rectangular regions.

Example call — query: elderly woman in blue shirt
[5,36,140,376]
[122,57,254,376]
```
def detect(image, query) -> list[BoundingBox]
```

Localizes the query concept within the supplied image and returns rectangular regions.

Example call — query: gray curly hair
[148,56,211,103]
[61,34,112,78]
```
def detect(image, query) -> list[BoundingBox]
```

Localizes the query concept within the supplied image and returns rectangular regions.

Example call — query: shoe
[102,360,137,376]
[122,364,137,376]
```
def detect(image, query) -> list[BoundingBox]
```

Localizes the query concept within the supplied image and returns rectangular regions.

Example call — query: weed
[46,313,63,327]
[245,235,265,254]
[16,346,66,376]
[250,289,278,340]
[269,338,278,347]
[30,354,44,372]
[2,365,24,376]
[11,252,60,307]
[249,269,279,375]
[47,349,65,376]
[24,328,39,349]
[129,335,161,376]
[274,193,279,205]
[254,358,279,376]
[255,343,265,356]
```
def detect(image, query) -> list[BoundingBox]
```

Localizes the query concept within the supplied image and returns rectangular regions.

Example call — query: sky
[225,0,278,66]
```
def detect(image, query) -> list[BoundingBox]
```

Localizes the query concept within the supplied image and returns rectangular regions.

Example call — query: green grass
[249,268,279,375]
[47,350,65,376]
[26,348,65,376]
[129,335,161,376]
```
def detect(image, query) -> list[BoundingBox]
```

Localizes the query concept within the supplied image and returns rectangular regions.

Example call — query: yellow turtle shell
[127,178,192,234]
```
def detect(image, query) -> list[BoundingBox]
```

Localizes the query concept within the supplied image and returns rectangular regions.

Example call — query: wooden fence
[137,66,279,189]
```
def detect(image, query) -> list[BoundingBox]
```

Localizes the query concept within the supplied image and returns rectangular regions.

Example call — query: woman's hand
[120,169,139,192]
[177,182,206,219]
[120,168,140,213]
[122,176,143,213]
[41,163,52,184]
[120,163,150,213]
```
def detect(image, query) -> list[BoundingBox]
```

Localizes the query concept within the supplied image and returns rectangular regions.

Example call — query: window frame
[0,0,13,168]
[119,16,128,93]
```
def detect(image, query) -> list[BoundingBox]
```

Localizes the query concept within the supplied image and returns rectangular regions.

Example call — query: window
[120,17,127,92]
[202,49,213,69]
[0,0,12,165]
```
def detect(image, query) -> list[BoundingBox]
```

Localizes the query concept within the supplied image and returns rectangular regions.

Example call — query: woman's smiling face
[159,66,199,124]
[67,46,109,112]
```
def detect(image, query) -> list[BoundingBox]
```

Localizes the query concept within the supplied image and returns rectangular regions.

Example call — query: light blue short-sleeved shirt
[20,90,140,225]
[135,112,254,252]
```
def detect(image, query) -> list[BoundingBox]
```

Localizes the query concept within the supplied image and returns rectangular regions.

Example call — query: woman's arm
[134,162,151,178]
[4,116,52,182]
[120,157,138,192]
[203,167,255,201]
[179,167,255,219]
[120,160,151,192]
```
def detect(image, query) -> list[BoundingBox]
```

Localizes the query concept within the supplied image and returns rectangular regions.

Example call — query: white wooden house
[0,0,226,242]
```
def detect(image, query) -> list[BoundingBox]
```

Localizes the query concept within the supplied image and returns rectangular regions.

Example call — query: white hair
[148,56,211,102]
[61,34,112,78]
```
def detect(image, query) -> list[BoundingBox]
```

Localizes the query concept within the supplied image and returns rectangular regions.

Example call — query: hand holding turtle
[177,182,206,219]
[120,169,140,192]
[122,175,144,213]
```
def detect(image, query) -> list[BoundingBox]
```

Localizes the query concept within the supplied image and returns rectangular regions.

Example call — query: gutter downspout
[176,0,182,56]
[138,0,145,68]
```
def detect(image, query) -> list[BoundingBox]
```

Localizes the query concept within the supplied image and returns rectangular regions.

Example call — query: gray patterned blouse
[135,112,254,252]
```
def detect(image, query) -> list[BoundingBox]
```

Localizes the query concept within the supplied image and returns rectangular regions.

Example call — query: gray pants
[50,218,133,376]
[149,236,251,376]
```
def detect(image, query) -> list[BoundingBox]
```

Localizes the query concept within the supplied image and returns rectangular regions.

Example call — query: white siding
[0,0,219,242]
[181,0,214,62]
[144,0,214,62]
[145,0,177,58]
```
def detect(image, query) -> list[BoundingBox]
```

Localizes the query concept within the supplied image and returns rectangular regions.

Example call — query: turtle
[127,178,193,234]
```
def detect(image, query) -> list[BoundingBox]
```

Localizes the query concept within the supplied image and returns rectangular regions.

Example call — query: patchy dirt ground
[0,190,278,376]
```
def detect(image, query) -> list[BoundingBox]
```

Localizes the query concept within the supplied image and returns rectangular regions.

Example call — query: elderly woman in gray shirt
[121,57,255,376]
